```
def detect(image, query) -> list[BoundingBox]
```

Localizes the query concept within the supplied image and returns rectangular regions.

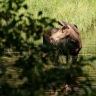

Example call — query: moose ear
[74,24,78,28]
[58,21,68,28]
[57,21,64,26]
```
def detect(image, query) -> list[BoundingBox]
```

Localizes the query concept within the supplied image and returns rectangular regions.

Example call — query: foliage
[0,0,96,96]
[28,0,96,57]
[0,0,55,95]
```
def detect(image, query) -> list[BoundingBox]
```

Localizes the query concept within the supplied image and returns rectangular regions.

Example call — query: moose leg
[53,53,59,67]
[41,52,49,62]
[66,54,71,64]
[72,55,78,64]
[40,43,49,62]
[66,54,71,69]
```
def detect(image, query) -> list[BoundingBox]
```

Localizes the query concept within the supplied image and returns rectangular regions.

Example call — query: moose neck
[71,34,82,49]
[69,29,82,49]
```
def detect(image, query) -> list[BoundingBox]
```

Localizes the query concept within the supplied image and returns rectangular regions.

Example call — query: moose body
[42,21,82,64]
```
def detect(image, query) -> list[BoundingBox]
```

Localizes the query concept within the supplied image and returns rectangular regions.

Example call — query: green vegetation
[0,0,96,96]
[27,0,96,55]
[29,0,96,77]
[28,0,96,30]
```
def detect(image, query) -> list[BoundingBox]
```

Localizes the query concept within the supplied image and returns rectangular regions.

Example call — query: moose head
[50,21,71,45]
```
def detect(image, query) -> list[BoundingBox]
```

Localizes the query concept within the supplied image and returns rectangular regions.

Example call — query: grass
[25,0,96,54]
[24,0,96,80]
[26,0,96,30]
[0,1,96,95]
[1,0,96,75]
[1,0,96,86]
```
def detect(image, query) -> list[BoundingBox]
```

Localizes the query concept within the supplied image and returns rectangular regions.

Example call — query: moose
[42,21,82,65]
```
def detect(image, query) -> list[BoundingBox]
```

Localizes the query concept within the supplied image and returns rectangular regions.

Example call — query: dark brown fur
[42,21,82,64]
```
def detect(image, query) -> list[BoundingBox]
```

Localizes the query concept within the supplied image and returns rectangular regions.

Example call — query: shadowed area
[0,0,96,96]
